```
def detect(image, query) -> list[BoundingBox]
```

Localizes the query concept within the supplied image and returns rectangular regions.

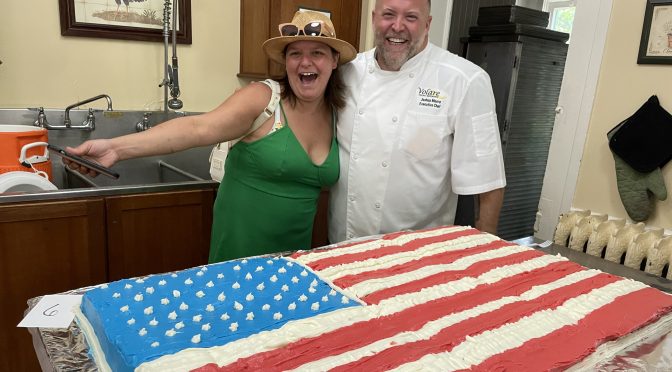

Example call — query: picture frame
[58,0,192,44]
[638,0,672,64]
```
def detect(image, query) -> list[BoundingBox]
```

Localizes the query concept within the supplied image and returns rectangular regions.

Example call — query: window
[544,0,576,42]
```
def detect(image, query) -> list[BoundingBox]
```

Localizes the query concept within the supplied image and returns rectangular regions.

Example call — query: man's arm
[475,188,504,234]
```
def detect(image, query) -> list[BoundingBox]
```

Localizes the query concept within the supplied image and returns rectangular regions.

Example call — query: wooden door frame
[534,0,614,240]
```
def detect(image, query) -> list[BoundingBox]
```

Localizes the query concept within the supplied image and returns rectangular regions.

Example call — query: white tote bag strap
[209,79,281,182]
[249,79,281,133]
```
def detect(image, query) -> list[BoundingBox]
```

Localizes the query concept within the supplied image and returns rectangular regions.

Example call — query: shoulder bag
[208,79,281,182]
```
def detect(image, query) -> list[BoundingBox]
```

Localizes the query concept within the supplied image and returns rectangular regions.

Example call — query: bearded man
[329,0,506,242]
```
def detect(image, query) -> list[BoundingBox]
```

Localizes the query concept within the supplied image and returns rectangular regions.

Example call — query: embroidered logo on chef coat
[416,87,446,109]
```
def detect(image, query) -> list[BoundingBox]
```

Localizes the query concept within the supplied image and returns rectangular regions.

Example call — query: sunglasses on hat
[278,20,335,37]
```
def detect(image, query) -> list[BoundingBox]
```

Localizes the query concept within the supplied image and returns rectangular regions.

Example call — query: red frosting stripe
[290,226,464,260]
[210,260,583,371]
[334,239,513,288]
[301,228,481,270]
[378,225,455,240]
[192,364,218,372]
[362,249,545,305]
[330,273,621,371]
[290,238,377,259]
[466,287,672,371]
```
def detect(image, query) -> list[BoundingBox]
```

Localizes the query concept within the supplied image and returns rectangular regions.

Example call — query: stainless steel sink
[53,149,211,189]
[0,109,219,204]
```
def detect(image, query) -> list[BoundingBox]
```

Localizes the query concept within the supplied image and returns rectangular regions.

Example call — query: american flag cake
[76,226,672,371]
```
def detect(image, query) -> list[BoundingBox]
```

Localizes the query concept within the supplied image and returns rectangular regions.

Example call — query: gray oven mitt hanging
[608,129,667,222]
[612,152,666,221]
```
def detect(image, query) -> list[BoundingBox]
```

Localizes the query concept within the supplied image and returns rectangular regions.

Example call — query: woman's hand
[65,140,119,177]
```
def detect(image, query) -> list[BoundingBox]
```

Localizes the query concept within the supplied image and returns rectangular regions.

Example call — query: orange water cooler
[0,125,53,180]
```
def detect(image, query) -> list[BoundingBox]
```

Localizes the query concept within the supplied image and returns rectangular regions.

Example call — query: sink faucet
[30,107,50,128]
[64,94,113,130]
[136,112,152,132]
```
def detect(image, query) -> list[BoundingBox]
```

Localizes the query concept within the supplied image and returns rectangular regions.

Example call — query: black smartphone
[47,144,120,179]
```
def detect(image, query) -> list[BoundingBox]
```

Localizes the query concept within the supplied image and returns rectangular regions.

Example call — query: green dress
[209,103,339,262]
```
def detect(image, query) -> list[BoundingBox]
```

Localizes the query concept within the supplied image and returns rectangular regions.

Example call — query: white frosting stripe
[347,244,531,299]
[137,254,568,371]
[390,280,649,372]
[287,269,605,372]
[315,234,501,281]
[74,307,113,372]
[294,226,474,264]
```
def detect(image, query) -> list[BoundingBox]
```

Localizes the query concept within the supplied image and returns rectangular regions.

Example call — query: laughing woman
[66,11,357,262]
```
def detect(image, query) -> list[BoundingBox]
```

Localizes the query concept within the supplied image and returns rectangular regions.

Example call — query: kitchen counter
[0,178,218,204]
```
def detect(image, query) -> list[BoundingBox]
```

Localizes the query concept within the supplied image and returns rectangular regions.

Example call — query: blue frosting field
[81,257,360,371]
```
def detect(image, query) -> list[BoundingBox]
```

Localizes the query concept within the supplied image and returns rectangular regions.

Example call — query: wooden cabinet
[311,189,330,247]
[106,189,214,281]
[0,187,215,372]
[239,0,362,79]
[0,199,106,372]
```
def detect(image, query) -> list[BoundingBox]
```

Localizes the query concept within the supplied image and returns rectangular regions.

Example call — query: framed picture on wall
[638,0,672,64]
[58,0,192,44]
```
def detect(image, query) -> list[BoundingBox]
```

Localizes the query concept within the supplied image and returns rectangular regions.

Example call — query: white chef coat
[329,43,506,243]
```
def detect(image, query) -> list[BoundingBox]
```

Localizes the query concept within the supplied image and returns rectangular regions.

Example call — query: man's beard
[374,31,422,71]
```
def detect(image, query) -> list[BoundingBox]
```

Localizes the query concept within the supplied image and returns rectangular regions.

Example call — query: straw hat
[262,10,357,65]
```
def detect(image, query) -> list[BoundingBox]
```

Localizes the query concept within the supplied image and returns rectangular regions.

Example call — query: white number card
[17,295,83,328]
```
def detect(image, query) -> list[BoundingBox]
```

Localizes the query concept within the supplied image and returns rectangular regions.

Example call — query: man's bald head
[372,0,432,71]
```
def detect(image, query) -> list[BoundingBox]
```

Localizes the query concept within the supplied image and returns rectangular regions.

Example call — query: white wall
[429,0,453,49]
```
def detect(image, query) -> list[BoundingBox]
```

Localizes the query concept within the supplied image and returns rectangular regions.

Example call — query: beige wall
[573,0,672,228]
[0,1,241,112]
[0,1,374,113]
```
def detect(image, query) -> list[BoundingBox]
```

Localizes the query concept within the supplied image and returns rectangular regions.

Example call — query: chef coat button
[382,161,388,168]
[353,153,359,160]
[349,195,356,202]
[368,67,374,73]
[392,116,398,123]
[374,202,381,209]
[409,73,415,78]
[358,109,364,115]
[348,233,354,239]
